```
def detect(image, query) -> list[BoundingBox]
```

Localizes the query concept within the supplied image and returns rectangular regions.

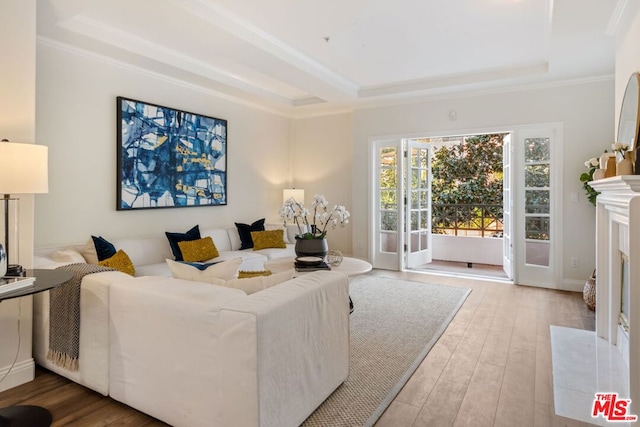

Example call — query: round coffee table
[264,256,372,277]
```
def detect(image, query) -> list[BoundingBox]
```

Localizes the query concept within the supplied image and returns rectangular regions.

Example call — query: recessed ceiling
[37,0,619,117]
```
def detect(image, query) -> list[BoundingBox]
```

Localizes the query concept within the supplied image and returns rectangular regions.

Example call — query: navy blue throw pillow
[165,225,201,261]
[235,218,265,250]
[91,235,117,261]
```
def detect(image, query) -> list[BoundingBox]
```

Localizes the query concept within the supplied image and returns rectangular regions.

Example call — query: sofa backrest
[265,223,304,244]
[34,223,299,268]
[112,236,173,267]
[200,228,235,252]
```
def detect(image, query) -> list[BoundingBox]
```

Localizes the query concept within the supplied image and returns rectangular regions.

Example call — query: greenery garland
[580,157,600,206]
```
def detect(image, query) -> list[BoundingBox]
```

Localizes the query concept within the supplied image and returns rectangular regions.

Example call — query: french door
[502,134,514,279]
[371,139,431,270]
[513,125,562,287]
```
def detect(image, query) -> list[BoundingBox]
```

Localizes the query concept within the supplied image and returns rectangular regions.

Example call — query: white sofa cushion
[201,228,233,252]
[51,248,86,263]
[111,236,173,267]
[225,227,242,251]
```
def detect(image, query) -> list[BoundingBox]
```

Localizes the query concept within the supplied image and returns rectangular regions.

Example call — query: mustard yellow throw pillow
[178,237,219,262]
[238,270,272,279]
[98,249,135,276]
[251,230,286,250]
[224,269,294,295]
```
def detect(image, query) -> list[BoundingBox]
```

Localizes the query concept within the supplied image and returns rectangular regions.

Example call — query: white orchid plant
[280,194,350,239]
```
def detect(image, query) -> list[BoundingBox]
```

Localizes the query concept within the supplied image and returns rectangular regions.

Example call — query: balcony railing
[432,203,503,237]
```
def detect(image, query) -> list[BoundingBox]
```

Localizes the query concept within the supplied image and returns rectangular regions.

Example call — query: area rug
[302,275,471,427]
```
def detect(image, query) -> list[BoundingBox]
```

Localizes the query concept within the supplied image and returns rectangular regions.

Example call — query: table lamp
[0,141,48,276]
[283,188,304,205]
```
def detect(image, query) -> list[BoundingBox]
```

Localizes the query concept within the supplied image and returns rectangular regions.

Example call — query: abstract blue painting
[117,97,227,210]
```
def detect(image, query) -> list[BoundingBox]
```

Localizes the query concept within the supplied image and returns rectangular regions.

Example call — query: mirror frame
[618,72,640,174]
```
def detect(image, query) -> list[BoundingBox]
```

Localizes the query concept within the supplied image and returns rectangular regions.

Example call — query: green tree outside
[377,135,505,235]
[431,134,505,234]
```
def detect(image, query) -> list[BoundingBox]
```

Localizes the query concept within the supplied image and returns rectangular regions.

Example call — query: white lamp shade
[283,188,304,205]
[0,142,49,194]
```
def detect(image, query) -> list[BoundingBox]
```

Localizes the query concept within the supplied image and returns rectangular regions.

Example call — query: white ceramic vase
[617,152,634,176]
[593,169,606,180]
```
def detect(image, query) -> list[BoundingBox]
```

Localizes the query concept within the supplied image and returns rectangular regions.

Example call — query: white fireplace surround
[589,175,640,416]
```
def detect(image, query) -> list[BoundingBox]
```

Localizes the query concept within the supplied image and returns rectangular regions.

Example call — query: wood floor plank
[375,401,421,427]
[453,361,504,427]
[395,334,459,407]
[413,378,468,427]
[493,346,537,427]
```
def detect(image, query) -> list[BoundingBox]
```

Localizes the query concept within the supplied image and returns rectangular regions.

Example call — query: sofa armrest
[218,271,350,427]
[33,270,133,395]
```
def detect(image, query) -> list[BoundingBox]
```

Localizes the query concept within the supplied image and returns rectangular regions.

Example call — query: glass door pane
[406,141,432,267]
[523,137,551,267]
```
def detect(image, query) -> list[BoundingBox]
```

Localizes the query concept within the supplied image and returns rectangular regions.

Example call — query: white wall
[0,0,36,392]
[290,113,353,254]
[433,235,503,265]
[35,42,292,247]
[351,80,615,285]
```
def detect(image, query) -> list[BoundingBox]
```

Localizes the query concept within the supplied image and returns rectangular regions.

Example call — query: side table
[0,268,73,427]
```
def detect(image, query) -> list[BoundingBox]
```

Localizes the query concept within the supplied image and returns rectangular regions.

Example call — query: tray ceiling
[37,0,621,116]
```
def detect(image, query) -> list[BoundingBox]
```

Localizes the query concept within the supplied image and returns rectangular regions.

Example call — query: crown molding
[36,36,615,120]
[170,0,359,98]
[605,0,630,36]
[351,74,615,113]
[57,16,301,105]
[36,36,295,118]
[358,62,549,98]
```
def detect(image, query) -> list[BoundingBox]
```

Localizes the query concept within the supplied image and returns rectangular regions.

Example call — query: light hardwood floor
[0,270,595,426]
[372,269,596,427]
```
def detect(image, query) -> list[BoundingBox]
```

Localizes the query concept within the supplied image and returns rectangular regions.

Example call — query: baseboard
[0,358,35,392]
[561,278,585,293]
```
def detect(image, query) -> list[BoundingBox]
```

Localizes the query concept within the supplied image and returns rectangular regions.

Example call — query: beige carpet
[302,275,471,427]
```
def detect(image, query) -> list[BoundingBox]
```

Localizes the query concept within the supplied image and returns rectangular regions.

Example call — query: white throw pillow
[166,257,242,283]
[223,269,294,295]
[81,238,99,264]
[51,248,86,264]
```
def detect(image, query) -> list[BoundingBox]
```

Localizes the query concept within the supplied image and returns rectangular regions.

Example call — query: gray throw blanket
[47,263,116,371]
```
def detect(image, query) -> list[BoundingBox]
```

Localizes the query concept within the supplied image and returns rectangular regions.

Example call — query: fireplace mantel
[589,175,640,416]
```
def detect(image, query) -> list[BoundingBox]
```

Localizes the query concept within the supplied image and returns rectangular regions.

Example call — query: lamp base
[0,405,52,426]
[5,265,25,277]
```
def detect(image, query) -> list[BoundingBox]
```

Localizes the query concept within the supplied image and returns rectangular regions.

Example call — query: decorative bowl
[326,250,343,267]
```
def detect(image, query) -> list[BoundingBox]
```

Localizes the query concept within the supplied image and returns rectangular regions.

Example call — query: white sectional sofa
[32,224,351,427]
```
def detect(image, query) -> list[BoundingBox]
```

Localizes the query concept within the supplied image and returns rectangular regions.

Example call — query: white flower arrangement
[612,142,631,157]
[280,194,350,239]
[580,156,601,206]
[584,157,599,168]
